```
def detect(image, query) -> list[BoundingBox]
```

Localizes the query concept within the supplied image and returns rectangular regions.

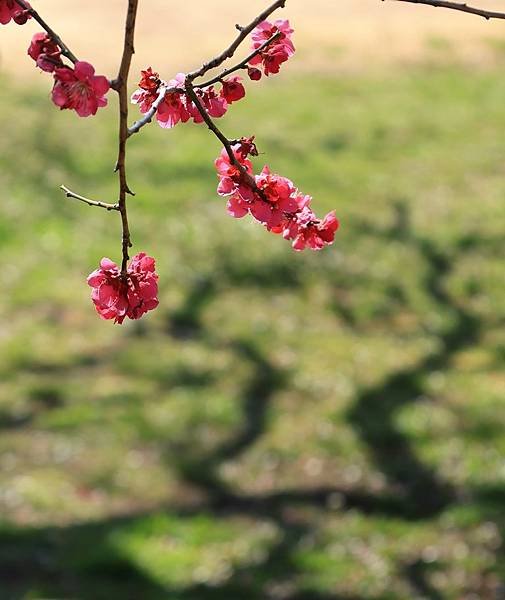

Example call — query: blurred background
[0,1,504,598]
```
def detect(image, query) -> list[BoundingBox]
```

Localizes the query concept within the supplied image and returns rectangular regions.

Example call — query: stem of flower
[113,0,139,276]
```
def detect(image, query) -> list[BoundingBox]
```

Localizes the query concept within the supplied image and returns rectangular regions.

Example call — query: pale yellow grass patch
[1,0,505,79]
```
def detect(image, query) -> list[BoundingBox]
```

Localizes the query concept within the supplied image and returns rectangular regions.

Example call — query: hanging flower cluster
[87,254,159,324]
[4,5,339,323]
[215,143,339,251]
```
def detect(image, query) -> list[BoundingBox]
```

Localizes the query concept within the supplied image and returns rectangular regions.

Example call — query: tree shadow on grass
[347,204,480,518]
[0,205,502,600]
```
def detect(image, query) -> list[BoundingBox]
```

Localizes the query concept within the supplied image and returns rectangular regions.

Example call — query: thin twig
[390,0,505,20]
[13,0,78,63]
[196,31,282,89]
[186,0,287,82]
[113,0,139,275]
[60,186,119,211]
[185,81,265,198]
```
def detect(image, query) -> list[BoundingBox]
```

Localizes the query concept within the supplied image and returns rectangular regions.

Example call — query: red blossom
[215,147,253,199]
[248,19,295,77]
[186,86,228,123]
[28,32,62,72]
[138,67,161,92]
[87,253,159,324]
[0,0,31,25]
[273,202,340,251]
[52,61,110,117]
[247,66,262,81]
[221,76,246,104]
[131,67,162,113]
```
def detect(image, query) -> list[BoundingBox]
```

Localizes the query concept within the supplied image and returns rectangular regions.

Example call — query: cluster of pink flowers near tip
[216,141,339,251]
[26,28,110,116]
[87,254,159,324]
[248,19,295,78]
[130,19,294,129]
[0,0,30,25]
[131,69,244,129]
[3,12,339,321]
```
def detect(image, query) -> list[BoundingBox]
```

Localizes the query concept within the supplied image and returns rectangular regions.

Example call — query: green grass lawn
[0,65,504,599]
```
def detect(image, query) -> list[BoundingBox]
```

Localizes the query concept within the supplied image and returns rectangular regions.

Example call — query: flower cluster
[131,69,246,129]
[28,32,61,72]
[2,4,110,117]
[5,5,337,322]
[215,142,339,251]
[248,19,295,79]
[87,253,159,324]
[0,0,31,25]
[131,20,293,128]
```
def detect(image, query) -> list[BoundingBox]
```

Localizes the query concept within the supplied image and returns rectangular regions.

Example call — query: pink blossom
[157,91,190,128]
[226,193,250,218]
[0,0,31,25]
[249,166,300,228]
[273,202,340,251]
[187,86,228,123]
[87,253,159,324]
[251,19,295,53]
[215,149,339,251]
[221,76,246,104]
[215,147,253,200]
[249,19,295,76]
[28,32,62,72]
[52,61,110,117]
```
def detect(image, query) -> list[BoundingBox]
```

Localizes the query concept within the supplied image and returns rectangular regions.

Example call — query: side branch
[390,0,505,20]
[114,0,139,275]
[186,0,287,82]
[127,85,169,137]
[196,31,282,89]
[13,0,78,63]
[60,186,119,211]
[185,82,256,190]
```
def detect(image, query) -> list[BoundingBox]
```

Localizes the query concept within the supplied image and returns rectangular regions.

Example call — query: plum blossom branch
[127,30,282,135]
[112,0,139,275]
[195,31,282,89]
[3,0,334,323]
[13,0,78,63]
[60,185,119,211]
[389,0,505,20]
[186,0,287,83]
